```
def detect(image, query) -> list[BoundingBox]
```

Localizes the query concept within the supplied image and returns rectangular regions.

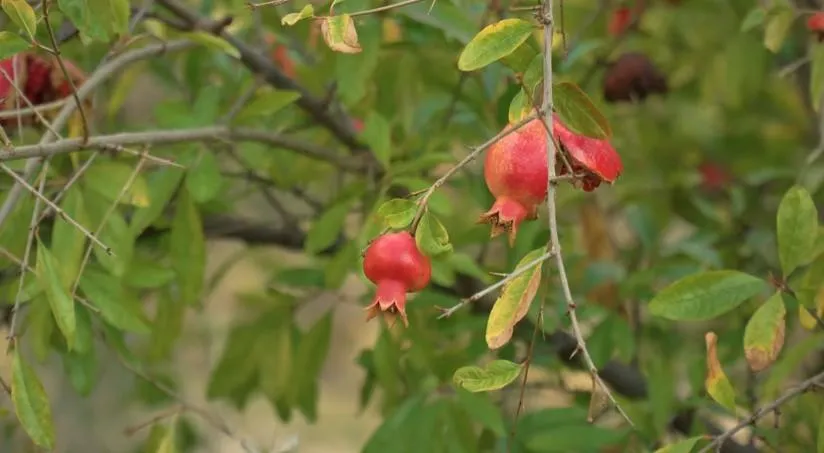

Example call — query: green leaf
[170,188,205,305]
[452,359,523,392]
[293,313,333,421]
[763,7,794,53]
[486,247,544,349]
[282,5,314,26]
[360,111,392,169]
[743,292,786,372]
[458,18,534,72]
[811,43,824,112]
[50,187,87,289]
[79,268,150,334]
[91,0,129,37]
[207,323,262,400]
[705,332,737,413]
[129,167,184,236]
[376,198,416,229]
[83,190,133,278]
[455,389,506,436]
[123,257,176,289]
[11,349,55,449]
[36,240,76,350]
[259,321,293,406]
[305,201,350,254]
[415,211,453,258]
[508,90,533,123]
[83,161,151,208]
[0,31,30,59]
[553,81,611,139]
[62,347,97,397]
[2,0,37,40]
[648,270,768,321]
[818,410,824,453]
[235,89,302,122]
[525,425,628,451]
[321,14,362,54]
[185,150,223,203]
[155,421,178,453]
[179,31,240,58]
[777,185,819,276]
[653,436,704,453]
[147,290,185,360]
[740,8,766,32]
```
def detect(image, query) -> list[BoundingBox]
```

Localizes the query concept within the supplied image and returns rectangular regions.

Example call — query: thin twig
[0,163,112,254]
[437,249,555,318]
[538,0,634,427]
[698,370,824,452]
[124,405,184,436]
[348,0,426,17]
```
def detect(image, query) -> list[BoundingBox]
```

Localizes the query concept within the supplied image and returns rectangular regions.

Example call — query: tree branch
[0,127,366,172]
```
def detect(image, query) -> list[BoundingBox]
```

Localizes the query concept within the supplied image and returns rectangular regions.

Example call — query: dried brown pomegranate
[808,12,824,41]
[553,115,623,192]
[602,52,667,103]
[478,118,549,246]
[362,231,431,327]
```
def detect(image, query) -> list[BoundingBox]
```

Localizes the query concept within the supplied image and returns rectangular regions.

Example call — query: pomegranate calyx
[477,196,536,246]
[365,279,409,327]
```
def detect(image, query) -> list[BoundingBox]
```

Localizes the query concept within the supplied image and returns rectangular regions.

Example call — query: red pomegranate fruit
[362,231,431,327]
[478,118,549,246]
[0,56,23,113]
[552,115,623,192]
[698,161,731,191]
[808,12,824,41]
[608,7,632,37]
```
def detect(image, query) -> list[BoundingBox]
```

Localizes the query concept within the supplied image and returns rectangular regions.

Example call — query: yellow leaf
[485,248,545,349]
[743,292,786,372]
[704,332,737,413]
[321,15,361,54]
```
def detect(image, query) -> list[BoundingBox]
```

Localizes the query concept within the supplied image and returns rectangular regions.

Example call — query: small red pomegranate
[0,56,23,113]
[807,12,824,41]
[362,231,431,327]
[478,118,549,246]
[603,52,667,103]
[553,115,623,192]
[264,34,297,78]
[608,7,632,37]
[353,118,364,133]
[698,161,731,191]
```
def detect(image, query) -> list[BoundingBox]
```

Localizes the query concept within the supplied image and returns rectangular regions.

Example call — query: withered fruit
[602,52,667,103]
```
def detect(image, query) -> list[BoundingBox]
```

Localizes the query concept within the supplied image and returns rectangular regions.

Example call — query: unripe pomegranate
[478,118,548,246]
[603,52,667,103]
[608,7,632,37]
[808,12,824,41]
[362,231,431,327]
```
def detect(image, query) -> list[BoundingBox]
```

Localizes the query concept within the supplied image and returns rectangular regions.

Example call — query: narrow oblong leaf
[415,211,453,257]
[11,349,56,449]
[486,247,544,349]
[360,111,392,169]
[36,240,76,350]
[452,360,523,392]
[282,5,314,26]
[776,185,818,276]
[812,44,824,112]
[648,270,768,321]
[704,332,737,413]
[553,81,611,139]
[653,436,705,453]
[740,8,766,32]
[236,89,302,122]
[170,188,205,306]
[743,292,786,372]
[2,0,37,40]
[458,18,534,72]
[180,31,240,58]
[376,198,416,229]
[321,14,362,54]
[763,7,794,53]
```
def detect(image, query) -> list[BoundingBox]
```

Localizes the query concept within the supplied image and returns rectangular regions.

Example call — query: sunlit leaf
[648,270,768,320]
[11,348,55,449]
[321,14,362,54]
[743,292,786,372]
[458,19,534,72]
[376,198,416,229]
[763,7,794,53]
[282,5,314,26]
[486,247,544,349]
[453,360,523,392]
[704,332,737,413]
[2,0,37,40]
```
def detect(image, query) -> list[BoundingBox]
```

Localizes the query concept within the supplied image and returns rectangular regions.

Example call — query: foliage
[0,0,824,453]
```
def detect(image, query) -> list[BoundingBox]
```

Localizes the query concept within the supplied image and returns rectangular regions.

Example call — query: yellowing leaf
[36,240,77,350]
[553,81,611,139]
[800,303,819,330]
[743,292,786,372]
[453,360,523,392]
[763,7,794,53]
[282,5,314,26]
[704,332,737,413]
[458,18,534,72]
[508,90,532,123]
[11,348,56,449]
[653,435,705,453]
[486,248,544,349]
[321,14,362,54]
[2,0,37,40]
